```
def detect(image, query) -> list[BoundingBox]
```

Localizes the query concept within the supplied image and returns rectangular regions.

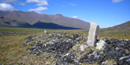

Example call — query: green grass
[0,27,48,32]
[0,33,55,65]
[0,27,86,33]
[0,27,130,39]
[98,30,130,40]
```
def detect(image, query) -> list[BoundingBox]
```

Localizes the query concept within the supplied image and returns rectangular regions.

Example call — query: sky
[0,0,130,28]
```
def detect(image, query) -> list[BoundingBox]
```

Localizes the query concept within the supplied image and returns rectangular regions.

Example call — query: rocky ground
[0,32,130,65]
[22,32,130,65]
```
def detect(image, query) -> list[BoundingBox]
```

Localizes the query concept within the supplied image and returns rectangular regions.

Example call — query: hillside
[0,11,90,29]
[100,21,130,33]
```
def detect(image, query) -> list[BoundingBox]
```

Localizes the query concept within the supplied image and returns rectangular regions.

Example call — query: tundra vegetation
[0,27,130,65]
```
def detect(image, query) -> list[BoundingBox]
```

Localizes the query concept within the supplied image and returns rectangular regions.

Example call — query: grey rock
[87,22,99,46]
[80,45,89,51]
[56,53,79,65]
[79,50,104,64]
[22,41,30,46]
[96,37,108,50]
[118,53,130,65]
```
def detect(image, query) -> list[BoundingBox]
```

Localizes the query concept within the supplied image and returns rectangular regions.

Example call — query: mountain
[100,21,130,33]
[0,10,90,29]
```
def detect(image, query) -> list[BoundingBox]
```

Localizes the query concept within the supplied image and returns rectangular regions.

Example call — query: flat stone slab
[87,22,99,46]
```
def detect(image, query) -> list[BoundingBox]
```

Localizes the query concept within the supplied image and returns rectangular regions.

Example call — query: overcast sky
[0,0,130,28]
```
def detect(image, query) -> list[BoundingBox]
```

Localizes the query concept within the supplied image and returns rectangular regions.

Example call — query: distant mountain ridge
[0,10,90,29]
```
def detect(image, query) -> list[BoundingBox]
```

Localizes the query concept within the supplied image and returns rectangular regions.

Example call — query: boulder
[79,50,104,64]
[96,37,108,50]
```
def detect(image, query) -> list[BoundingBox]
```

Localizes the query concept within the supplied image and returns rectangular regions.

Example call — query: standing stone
[87,22,99,46]
[44,30,47,34]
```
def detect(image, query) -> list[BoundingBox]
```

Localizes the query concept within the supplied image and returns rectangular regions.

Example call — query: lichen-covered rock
[103,39,129,60]
[22,32,130,65]
[36,38,77,54]
[96,37,108,50]
[22,41,31,46]
[117,53,130,65]
[79,50,105,64]
[102,60,117,65]
[56,53,79,65]
[102,38,130,65]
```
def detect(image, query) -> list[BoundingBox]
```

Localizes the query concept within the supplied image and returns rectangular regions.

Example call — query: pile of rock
[22,32,87,64]
[22,32,130,65]
[21,22,130,65]
[102,39,130,65]
[79,50,104,64]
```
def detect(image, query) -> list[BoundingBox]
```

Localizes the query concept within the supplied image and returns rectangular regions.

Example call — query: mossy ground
[0,33,57,65]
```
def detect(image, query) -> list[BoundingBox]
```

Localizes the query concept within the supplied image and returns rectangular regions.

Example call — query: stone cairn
[21,23,130,65]
[87,22,99,46]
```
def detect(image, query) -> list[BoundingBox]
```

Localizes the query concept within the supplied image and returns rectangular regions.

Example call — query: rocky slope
[0,11,90,29]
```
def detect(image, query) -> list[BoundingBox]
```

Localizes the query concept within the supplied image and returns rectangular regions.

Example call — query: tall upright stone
[87,22,99,46]
[44,30,47,34]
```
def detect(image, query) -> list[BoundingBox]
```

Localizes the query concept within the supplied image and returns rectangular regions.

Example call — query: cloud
[19,2,25,6]
[0,3,14,11]
[26,0,48,6]
[112,0,124,3]
[69,2,76,6]
[27,0,48,13]
[29,7,48,13]
[72,16,78,18]
[0,0,17,3]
